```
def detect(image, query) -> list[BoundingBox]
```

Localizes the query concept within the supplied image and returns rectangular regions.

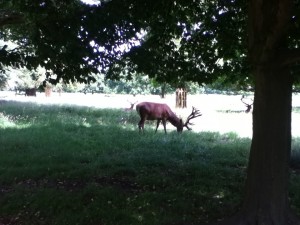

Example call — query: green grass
[0,101,300,224]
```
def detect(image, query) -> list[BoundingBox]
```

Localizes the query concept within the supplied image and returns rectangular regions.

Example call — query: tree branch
[0,10,23,27]
[280,48,300,66]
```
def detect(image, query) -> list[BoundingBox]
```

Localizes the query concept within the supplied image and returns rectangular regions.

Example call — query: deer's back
[136,102,172,120]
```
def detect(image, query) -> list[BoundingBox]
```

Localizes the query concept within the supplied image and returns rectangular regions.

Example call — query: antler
[241,95,253,113]
[184,107,202,130]
[125,99,138,111]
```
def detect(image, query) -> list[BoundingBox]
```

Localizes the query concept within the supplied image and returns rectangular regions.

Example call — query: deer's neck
[168,113,181,127]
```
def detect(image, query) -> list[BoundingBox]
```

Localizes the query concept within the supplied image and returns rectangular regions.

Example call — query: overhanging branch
[280,48,300,66]
[0,10,23,27]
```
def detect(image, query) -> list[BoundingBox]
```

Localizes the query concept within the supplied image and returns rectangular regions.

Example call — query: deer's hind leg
[138,118,146,133]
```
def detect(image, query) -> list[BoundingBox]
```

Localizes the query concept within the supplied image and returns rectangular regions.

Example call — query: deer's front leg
[162,119,167,134]
[155,120,161,133]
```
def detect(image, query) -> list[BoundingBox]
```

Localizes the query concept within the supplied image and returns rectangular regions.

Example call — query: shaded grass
[0,101,299,224]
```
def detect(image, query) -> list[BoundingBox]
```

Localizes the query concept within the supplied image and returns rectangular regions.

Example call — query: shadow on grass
[0,101,299,224]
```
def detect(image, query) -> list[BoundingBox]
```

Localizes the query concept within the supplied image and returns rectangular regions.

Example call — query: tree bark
[241,65,294,224]
[212,66,299,225]
[210,0,300,224]
[161,83,166,98]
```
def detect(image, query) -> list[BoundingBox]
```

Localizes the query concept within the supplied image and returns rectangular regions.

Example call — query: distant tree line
[2,69,249,96]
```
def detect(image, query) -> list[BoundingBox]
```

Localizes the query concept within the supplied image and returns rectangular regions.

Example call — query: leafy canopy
[0,0,298,88]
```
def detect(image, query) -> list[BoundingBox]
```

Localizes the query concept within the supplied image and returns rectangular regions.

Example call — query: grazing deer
[136,102,202,133]
[124,100,138,111]
[241,95,253,113]
[120,100,138,124]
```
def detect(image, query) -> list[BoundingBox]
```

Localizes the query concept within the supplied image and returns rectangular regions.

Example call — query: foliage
[0,1,299,89]
[0,72,9,90]
[15,68,45,89]
[83,73,174,95]
[2,66,224,95]
[0,1,98,84]
[0,0,251,88]
[76,73,206,95]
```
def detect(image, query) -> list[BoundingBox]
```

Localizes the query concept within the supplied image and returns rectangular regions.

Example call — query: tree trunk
[241,66,293,224]
[213,65,299,225]
[161,83,166,98]
[212,0,300,222]
[175,88,187,108]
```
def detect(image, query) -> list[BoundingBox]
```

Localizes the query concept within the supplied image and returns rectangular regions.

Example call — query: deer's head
[177,107,202,132]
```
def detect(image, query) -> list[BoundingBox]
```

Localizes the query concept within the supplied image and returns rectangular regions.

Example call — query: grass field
[1,93,300,224]
[0,91,256,137]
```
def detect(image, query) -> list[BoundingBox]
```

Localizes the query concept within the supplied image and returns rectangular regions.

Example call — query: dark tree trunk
[214,66,299,225]
[211,0,300,224]
[161,83,166,98]
[240,66,294,223]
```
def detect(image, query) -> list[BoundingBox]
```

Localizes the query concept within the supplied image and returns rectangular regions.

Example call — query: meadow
[1,97,300,225]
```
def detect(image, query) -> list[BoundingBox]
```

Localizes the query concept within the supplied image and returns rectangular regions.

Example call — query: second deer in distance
[241,95,253,113]
[124,100,138,111]
[136,102,202,133]
[120,100,138,124]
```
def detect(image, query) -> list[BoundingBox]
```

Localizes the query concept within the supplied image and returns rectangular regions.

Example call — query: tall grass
[0,100,300,225]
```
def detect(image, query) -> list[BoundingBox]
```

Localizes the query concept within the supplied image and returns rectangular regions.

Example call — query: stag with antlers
[136,102,202,133]
[241,95,253,113]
